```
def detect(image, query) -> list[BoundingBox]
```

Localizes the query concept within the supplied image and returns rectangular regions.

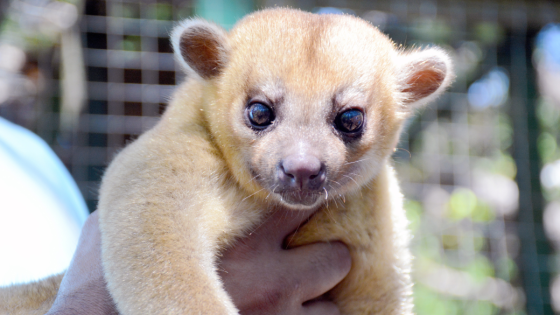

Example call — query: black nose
[278,155,326,190]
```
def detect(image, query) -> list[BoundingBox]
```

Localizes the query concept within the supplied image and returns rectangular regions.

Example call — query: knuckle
[313,242,351,277]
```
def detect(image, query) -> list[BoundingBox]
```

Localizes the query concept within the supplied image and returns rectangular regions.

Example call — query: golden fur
[0,274,62,314]
[1,8,453,314]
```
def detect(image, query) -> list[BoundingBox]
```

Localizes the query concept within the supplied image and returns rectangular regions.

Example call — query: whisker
[329,179,343,187]
[242,187,266,202]
[328,184,343,199]
[346,172,363,178]
[248,208,276,235]
[332,195,340,208]
[342,174,360,186]
[344,157,372,166]
[324,206,340,226]
[395,147,412,159]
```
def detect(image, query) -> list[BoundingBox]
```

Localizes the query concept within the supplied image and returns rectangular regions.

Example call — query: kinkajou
[1,8,453,315]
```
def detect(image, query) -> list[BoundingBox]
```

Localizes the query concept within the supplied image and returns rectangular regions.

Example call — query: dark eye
[247,102,275,129]
[335,109,364,133]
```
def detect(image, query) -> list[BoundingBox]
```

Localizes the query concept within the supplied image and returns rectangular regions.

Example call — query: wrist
[46,285,118,315]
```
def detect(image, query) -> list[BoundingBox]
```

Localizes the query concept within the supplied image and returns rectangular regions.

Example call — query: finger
[246,208,317,247]
[300,301,341,315]
[285,241,351,303]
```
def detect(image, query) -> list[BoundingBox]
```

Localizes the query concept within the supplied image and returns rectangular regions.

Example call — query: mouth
[276,189,325,209]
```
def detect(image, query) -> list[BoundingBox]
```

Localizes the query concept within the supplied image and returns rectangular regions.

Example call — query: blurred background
[0,0,559,314]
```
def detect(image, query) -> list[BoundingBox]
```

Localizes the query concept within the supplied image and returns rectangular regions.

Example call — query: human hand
[45,211,118,315]
[47,209,350,315]
[219,209,351,315]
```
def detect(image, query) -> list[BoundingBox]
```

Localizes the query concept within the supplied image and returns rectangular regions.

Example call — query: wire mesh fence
[1,0,559,314]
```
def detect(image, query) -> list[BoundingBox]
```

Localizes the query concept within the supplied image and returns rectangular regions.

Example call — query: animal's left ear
[397,47,454,109]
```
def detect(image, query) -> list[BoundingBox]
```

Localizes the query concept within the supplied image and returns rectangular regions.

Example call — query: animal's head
[171,9,453,209]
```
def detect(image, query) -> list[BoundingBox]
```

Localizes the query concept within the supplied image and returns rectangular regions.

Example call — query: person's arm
[45,211,117,315]
[47,210,350,315]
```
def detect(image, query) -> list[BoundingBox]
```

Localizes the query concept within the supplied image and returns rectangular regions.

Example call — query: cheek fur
[247,137,279,187]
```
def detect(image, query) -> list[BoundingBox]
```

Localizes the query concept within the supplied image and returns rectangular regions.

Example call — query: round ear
[397,47,454,109]
[171,18,230,80]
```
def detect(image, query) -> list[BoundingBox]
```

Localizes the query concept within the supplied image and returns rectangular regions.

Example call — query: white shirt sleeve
[0,117,89,287]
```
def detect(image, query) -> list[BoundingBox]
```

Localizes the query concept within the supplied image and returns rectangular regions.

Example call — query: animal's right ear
[171,19,230,80]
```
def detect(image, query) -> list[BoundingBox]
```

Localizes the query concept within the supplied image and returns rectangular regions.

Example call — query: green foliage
[414,285,460,315]
[121,3,140,19]
[537,98,560,131]
[497,114,514,150]
[494,152,517,179]
[440,232,486,252]
[475,152,517,179]
[417,235,442,261]
[538,132,558,164]
[441,234,459,250]
[122,35,141,51]
[57,0,80,5]
[447,188,477,220]
[154,3,173,21]
[496,257,518,281]
[472,233,487,252]
[411,18,452,44]
[415,284,498,315]
[446,188,495,222]
[465,256,495,283]
[474,22,505,45]
[405,200,423,233]
[464,301,497,315]
[542,186,560,202]
[471,200,494,222]
[0,16,55,49]
[536,98,560,165]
